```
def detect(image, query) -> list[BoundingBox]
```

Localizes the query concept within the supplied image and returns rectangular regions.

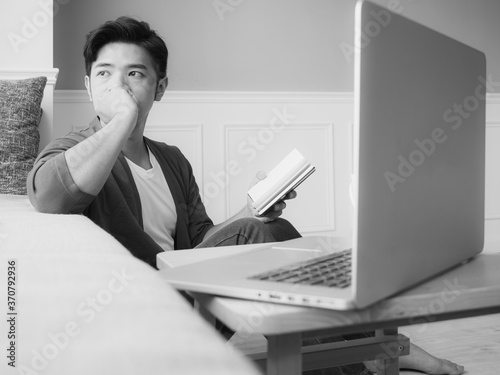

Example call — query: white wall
[53,0,500,92]
[0,0,53,69]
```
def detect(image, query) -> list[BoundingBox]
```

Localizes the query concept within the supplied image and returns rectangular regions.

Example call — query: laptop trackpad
[271,235,352,253]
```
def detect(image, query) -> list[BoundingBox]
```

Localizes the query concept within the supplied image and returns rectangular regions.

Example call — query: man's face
[85,42,167,125]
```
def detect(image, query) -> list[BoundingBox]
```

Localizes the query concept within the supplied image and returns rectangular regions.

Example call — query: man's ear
[84,76,93,102]
[154,77,168,101]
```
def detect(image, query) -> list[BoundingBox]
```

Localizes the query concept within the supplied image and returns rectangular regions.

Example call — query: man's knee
[266,218,301,242]
[233,217,301,243]
[232,217,267,232]
[226,217,272,244]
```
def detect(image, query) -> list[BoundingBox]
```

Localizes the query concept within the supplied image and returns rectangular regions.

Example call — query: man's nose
[110,72,127,87]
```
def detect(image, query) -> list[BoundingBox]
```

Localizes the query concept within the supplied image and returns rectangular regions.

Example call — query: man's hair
[83,16,168,80]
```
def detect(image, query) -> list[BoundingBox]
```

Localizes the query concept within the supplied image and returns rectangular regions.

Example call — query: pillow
[0,76,47,195]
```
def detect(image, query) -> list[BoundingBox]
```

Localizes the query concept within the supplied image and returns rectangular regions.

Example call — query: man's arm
[28,87,138,213]
[64,87,138,195]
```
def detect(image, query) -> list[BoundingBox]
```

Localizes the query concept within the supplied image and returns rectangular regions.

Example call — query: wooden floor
[400,313,500,375]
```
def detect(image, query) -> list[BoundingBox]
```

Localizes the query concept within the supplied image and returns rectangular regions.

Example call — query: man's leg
[195,217,301,248]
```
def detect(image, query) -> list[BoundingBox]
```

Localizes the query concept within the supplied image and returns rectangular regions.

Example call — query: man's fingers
[274,201,286,211]
[261,202,285,222]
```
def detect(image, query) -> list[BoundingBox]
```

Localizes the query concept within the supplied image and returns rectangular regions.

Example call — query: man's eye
[96,71,108,77]
[129,71,143,77]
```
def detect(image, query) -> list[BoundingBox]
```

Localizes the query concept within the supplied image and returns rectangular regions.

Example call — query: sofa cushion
[0,76,47,194]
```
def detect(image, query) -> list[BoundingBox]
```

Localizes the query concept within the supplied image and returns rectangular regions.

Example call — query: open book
[248,149,315,215]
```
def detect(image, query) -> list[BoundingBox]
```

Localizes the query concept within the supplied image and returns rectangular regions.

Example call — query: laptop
[158,0,486,310]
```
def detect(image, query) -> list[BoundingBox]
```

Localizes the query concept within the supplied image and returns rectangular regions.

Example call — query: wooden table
[158,246,500,375]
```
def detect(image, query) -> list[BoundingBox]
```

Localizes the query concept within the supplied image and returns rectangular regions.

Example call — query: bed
[0,71,260,375]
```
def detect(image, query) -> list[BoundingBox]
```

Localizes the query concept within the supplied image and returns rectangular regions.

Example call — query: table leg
[375,328,400,375]
[266,333,302,375]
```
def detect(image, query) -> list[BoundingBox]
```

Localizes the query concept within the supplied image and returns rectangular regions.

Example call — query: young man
[27,17,300,268]
[28,17,464,375]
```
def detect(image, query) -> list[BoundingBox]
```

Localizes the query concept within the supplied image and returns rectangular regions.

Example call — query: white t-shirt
[125,148,177,251]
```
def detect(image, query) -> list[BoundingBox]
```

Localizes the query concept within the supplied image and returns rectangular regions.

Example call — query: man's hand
[93,86,139,127]
[247,171,297,223]
[64,86,141,196]
[203,171,298,240]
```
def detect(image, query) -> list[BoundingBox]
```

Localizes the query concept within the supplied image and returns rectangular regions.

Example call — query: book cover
[248,149,315,215]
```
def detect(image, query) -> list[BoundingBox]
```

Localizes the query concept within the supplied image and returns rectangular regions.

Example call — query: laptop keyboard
[248,249,352,288]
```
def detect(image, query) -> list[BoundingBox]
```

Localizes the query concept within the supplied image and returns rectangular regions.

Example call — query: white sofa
[0,193,260,375]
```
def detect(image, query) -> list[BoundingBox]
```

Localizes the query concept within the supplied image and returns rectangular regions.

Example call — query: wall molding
[54,89,500,105]
[486,216,500,222]
[487,94,500,105]
[54,90,353,104]
[0,68,59,85]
